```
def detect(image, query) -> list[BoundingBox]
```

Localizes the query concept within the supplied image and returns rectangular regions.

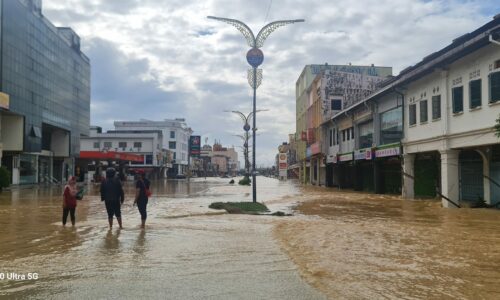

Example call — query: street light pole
[208,16,304,203]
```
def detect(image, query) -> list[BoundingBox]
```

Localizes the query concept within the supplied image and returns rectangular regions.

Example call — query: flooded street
[1,177,499,299]
[0,177,323,299]
[275,187,500,299]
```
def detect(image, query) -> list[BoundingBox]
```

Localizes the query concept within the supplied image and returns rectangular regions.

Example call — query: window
[409,104,416,126]
[103,142,112,148]
[170,131,175,139]
[420,100,428,123]
[489,72,500,103]
[169,141,176,149]
[346,129,350,141]
[380,106,403,145]
[145,155,153,165]
[452,86,463,113]
[173,152,176,160]
[432,95,441,120]
[93,142,100,149]
[329,129,333,147]
[118,142,127,148]
[351,127,354,139]
[331,99,342,110]
[342,130,346,142]
[134,142,142,148]
[358,122,373,149]
[469,79,481,108]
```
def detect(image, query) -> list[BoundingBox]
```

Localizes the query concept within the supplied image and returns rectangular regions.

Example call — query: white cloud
[43,0,496,166]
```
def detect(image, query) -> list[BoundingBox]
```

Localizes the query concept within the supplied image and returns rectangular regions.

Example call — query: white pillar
[440,150,460,208]
[476,149,491,205]
[402,153,415,199]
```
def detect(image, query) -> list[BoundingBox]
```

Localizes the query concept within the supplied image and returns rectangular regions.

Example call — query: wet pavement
[1,177,499,299]
[0,177,324,299]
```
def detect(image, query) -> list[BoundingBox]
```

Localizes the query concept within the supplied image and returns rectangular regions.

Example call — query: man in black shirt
[100,168,125,229]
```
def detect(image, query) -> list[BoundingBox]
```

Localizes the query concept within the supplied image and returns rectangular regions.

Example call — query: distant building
[78,126,171,181]
[211,141,239,177]
[0,0,90,185]
[114,118,192,177]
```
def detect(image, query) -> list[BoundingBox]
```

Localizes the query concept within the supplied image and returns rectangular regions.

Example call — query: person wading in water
[100,168,125,229]
[62,176,78,226]
[134,170,150,229]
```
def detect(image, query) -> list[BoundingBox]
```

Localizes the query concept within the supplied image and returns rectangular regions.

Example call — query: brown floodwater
[274,186,500,299]
[0,177,324,299]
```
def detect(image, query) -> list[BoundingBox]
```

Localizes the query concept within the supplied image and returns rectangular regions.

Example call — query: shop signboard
[0,92,9,110]
[279,153,287,178]
[338,153,353,162]
[375,146,400,158]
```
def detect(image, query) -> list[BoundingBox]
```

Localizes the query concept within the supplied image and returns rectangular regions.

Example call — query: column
[440,149,460,208]
[373,159,382,194]
[476,149,491,205]
[402,153,415,199]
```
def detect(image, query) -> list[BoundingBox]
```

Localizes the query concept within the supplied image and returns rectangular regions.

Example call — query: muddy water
[274,186,500,299]
[0,178,324,299]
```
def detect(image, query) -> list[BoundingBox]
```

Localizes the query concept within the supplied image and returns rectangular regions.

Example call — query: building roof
[326,15,500,125]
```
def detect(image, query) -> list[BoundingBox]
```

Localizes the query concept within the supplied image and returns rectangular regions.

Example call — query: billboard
[0,92,9,110]
[189,136,201,157]
[278,153,287,178]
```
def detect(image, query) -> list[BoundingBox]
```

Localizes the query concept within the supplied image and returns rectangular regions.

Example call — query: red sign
[311,142,321,155]
[307,128,315,144]
[80,151,143,162]
[301,131,307,141]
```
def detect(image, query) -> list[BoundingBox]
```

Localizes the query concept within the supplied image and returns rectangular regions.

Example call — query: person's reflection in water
[103,229,121,252]
[133,230,146,255]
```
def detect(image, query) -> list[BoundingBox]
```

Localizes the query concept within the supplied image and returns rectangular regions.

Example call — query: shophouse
[114,118,192,177]
[79,126,170,181]
[296,64,392,186]
[0,0,90,184]
[401,16,500,207]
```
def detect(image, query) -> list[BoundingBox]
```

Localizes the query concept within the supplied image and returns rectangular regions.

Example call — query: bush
[238,176,251,186]
[0,166,11,192]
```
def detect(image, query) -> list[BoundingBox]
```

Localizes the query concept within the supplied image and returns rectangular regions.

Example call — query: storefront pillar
[440,150,460,208]
[402,153,415,199]
[476,149,491,205]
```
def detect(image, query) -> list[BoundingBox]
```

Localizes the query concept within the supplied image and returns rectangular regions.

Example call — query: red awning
[79,151,144,162]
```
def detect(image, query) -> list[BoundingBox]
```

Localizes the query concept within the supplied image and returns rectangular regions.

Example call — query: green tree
[0,166,10,192]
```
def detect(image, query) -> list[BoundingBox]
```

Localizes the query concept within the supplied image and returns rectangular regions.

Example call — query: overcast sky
[43,0,498,167]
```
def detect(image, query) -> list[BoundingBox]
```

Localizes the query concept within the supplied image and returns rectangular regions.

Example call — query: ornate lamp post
[208,16,304,203]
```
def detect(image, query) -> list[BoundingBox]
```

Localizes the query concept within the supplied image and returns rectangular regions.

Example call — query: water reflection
[103,230,121,252]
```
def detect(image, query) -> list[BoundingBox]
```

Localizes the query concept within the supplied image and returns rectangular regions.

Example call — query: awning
[79,151,144,162]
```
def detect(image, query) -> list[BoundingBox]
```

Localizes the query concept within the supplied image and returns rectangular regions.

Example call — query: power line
[264,0,273,22]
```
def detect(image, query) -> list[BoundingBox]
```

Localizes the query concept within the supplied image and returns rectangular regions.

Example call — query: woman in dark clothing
[62,176,78,226]
[100,168,125,229]
[134,170,150,229]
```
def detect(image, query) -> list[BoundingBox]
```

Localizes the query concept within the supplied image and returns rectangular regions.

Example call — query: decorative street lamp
[226,109,266,181]
[208,16,304,203]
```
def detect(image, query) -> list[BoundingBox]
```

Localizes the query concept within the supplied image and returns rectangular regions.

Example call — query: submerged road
[2,177,500,299]
[0,177,324,299]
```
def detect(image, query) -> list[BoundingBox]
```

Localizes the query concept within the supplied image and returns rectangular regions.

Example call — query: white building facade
[114,119,193,176]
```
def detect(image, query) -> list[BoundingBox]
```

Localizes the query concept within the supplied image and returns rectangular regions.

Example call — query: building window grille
[134,142,142,148]
[118,142,127,148]
[409,104,416,126]
[170,131,175,139]
[420,100,428,123]
[169,141,176,149]
[452,86,464,113]
[93,142,100,149]
[489,72,500,103]
[469,79,481,108]
[432,95,441,120]
[103,142,112,148]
